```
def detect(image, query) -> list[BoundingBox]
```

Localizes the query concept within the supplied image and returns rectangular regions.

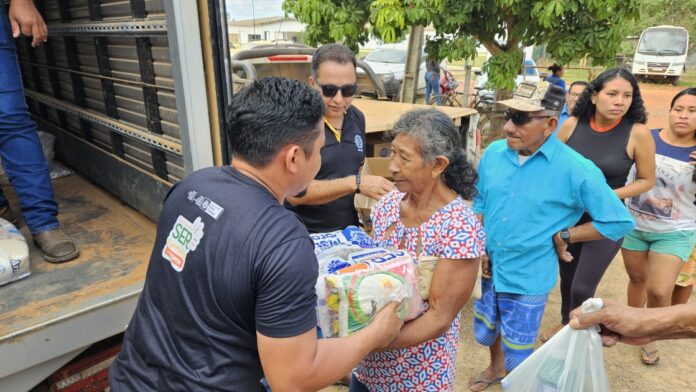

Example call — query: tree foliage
[626,0,696,49]
[283,0,641,90]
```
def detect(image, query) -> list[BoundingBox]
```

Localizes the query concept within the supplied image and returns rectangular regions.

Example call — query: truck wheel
[671,76,681,86]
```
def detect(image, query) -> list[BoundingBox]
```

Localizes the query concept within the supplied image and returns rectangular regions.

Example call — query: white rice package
[0,218,31,286]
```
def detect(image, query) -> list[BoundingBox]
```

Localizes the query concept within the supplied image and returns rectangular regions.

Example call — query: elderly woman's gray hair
[385,108,478,200]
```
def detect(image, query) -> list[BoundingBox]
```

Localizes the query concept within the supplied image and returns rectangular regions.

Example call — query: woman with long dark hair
[622,88,696,365]
[544,68,656,343]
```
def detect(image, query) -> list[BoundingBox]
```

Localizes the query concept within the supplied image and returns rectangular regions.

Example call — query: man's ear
[545,117,558,135]
[432,156,450,178]
[284,145,302,174]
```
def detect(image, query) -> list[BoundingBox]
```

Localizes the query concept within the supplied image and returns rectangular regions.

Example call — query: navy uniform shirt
[287,106,366,233]
[109,167,318,391]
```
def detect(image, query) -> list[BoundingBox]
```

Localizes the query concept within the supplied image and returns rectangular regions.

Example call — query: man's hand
[552,232,573,262]
[369,301,404,348]
[569,299,652,346]
[481,253,491,279]
[9,0,48,47]
[359,175,394,201]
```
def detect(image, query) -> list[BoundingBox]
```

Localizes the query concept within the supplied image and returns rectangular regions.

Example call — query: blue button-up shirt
[473,137,634,295]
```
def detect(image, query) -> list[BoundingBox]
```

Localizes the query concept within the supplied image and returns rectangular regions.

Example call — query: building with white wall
[228,16,305,45]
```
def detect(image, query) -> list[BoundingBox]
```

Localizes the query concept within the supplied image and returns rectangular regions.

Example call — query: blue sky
[226,0,285,20]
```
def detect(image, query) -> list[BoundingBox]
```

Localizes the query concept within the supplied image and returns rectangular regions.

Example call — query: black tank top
[567,117,634,189]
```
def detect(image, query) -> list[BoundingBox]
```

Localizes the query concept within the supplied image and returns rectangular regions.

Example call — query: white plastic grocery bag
[502,298,610,392]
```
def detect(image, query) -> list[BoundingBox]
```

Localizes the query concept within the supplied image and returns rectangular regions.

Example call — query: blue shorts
[473,279,548,371]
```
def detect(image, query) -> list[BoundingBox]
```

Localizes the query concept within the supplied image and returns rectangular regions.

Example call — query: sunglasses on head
[504,109,550,125]
[316,82,358,98]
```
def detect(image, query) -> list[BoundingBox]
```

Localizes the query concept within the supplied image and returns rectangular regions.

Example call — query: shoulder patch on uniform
[354,134,364,152]
[162,215,205,272]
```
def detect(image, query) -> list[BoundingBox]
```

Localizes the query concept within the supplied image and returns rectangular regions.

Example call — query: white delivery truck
[632,25,689,85]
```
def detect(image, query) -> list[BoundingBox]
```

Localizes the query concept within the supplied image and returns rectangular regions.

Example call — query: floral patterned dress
[354,191,486,391]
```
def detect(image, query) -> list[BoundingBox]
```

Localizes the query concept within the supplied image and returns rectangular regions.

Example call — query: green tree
[283,0,641,91]
[630,0,696,46]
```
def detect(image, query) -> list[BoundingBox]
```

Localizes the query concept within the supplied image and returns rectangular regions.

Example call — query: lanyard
[324,117,341,142]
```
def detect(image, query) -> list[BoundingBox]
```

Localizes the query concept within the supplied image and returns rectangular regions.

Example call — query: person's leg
[672,284,693,305]
[424,71,433,103]
[499,292,549,371]
[470,279,506,391]
[640,250,684,364]
[543,240,583,341]
[566,238,622,321]
[622,230,651,308]
[0,12,77,262]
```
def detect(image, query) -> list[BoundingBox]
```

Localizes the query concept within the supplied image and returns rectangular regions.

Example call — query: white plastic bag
[502,298,610,392]
[0,218,30,286]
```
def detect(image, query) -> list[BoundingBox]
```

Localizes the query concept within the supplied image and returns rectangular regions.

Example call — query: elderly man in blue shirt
[467,82,634,392]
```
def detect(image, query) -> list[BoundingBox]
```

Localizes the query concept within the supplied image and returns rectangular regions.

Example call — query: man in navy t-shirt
[109,77,403,391]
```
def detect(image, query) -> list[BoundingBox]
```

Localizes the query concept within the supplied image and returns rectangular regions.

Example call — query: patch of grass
[677,70,696,87]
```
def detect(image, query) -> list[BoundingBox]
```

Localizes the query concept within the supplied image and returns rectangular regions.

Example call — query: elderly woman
[350,109,485,391]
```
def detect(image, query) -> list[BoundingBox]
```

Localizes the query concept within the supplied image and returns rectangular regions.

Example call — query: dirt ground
[323,83,696,392]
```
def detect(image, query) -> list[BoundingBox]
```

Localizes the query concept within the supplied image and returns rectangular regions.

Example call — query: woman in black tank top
[541,68,656,343]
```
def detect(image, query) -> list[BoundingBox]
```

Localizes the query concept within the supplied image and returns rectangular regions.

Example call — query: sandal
[468,376,504,392]
[640,347,660,366]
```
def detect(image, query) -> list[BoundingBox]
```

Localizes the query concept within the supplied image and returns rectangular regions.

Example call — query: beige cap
[498,81,566,113]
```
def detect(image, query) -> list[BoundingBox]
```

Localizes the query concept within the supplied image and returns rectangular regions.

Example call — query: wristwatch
[355,171,362,194]
[559,228,571,245]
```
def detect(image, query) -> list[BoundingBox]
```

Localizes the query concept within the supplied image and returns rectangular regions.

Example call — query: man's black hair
[311,44,357,79]
[226,77,324,167]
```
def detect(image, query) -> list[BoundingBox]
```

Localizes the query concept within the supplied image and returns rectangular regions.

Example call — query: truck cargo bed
[0,173,155,390]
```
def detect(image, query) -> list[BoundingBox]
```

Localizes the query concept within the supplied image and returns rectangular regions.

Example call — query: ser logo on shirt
[162,215,205,271]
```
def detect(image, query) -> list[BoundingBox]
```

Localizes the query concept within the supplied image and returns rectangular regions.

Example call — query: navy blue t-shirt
[110,167,318,391]
[286,106,366,233]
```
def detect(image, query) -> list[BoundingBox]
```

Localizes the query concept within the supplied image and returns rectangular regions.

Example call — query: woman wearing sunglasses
[286,44,394,233]
[620,88,696,365]
[547,68,656,343]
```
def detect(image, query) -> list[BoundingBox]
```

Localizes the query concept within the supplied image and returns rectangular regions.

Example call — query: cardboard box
[355,158,392,231]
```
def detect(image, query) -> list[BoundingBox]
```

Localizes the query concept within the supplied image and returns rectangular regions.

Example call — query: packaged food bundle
[310,226,375,257]
[0,218,31,286]
[324,250,423,337]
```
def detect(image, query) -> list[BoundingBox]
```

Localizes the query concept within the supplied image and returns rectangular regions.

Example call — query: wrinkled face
[295,119,325,193]
[504,110,554,156]
[389,134,438,194]
[566,84,587,113]
[309,61,356,120]
[592,77,633,122]
[669,94,696,138]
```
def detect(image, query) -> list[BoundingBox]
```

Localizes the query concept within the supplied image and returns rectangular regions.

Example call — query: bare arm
[569,299,696,345]
[552,222,605,262]
[556,116,578,143]
[258,302,403,392]
[8,0,47,47]
[380,258,479,350]
[615,124,656,200]
[286,174,394,206]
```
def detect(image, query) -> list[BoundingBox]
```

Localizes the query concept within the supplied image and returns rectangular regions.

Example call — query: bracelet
[355,172,361,194]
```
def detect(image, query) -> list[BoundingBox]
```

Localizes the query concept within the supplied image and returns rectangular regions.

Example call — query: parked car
[358,45,427,99]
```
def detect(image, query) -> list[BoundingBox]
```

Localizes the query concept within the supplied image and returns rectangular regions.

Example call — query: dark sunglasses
[317,82,358,98]
[504,109,550,126]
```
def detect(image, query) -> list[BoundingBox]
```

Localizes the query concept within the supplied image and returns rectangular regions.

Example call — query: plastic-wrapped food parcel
[311,227,425,338]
